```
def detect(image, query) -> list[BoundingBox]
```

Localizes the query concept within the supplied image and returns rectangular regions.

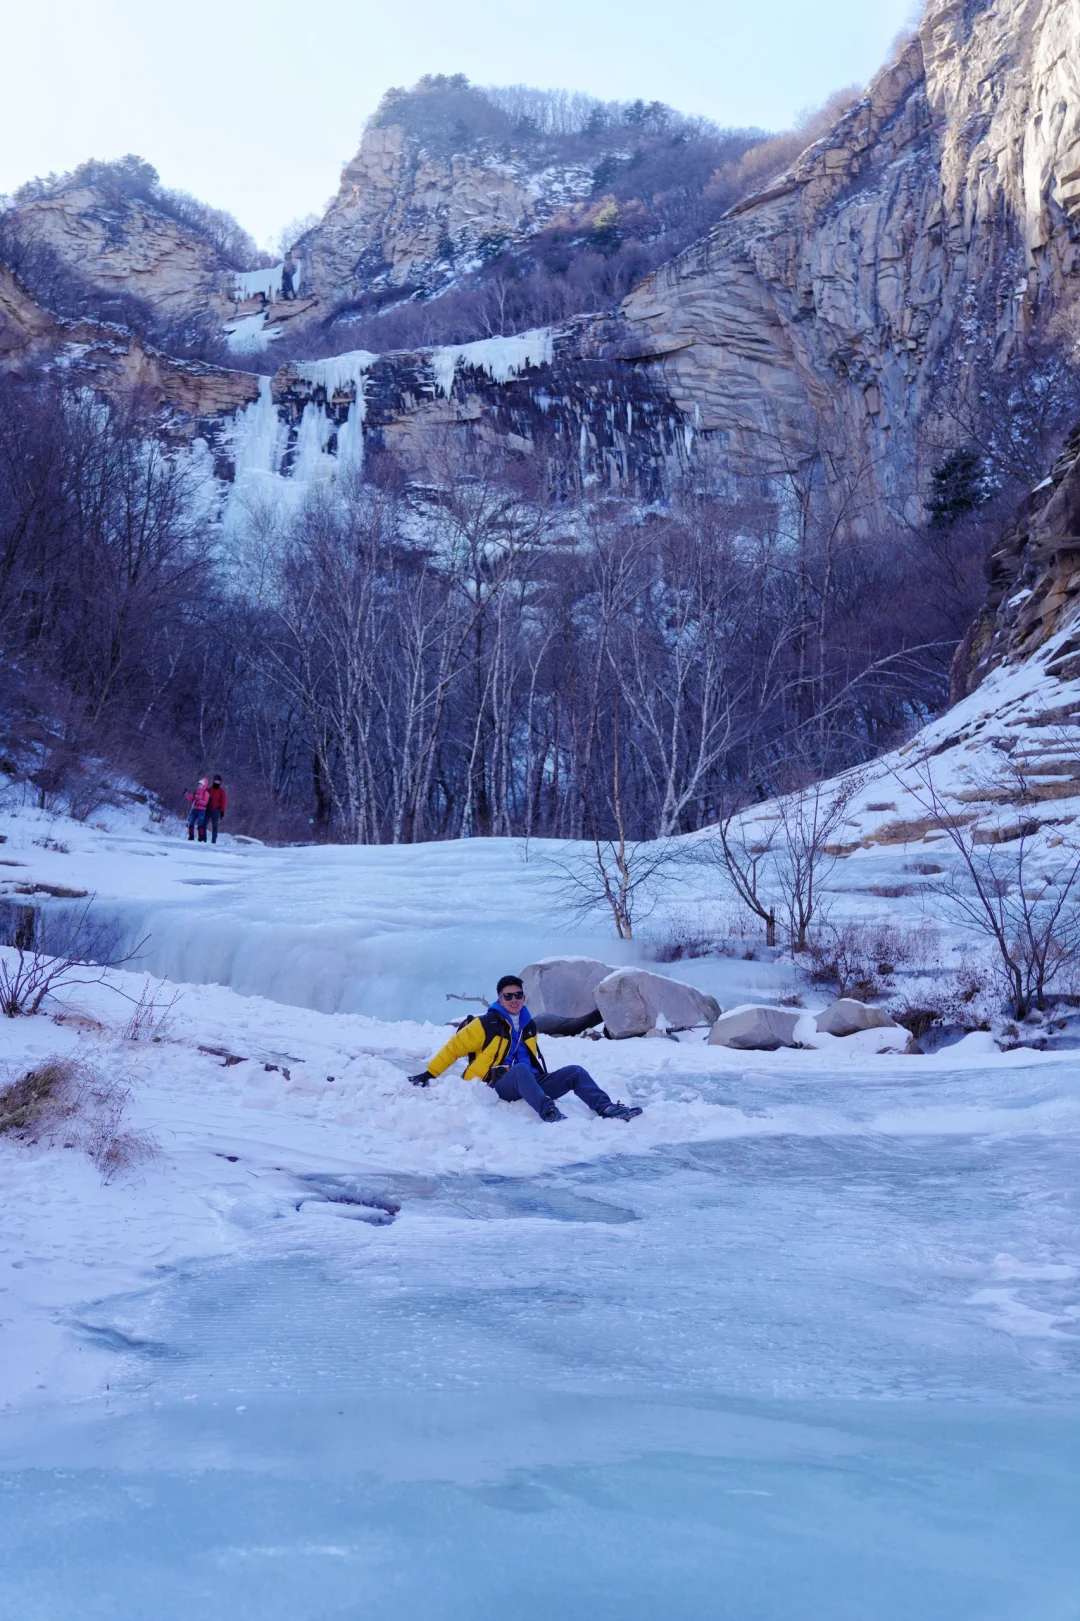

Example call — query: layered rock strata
[294,122,596,309]
[602,0,1080,511]
[0,263,259,430]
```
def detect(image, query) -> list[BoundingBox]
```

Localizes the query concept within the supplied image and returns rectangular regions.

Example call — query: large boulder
[596,968,720,1040]
[522,957,613,1037]
[522,956,613,1016]
[708,1005,801,1051]
[815,999,899,1038]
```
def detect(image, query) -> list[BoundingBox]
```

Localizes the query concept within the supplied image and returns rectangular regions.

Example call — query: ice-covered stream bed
[4,1059,1080,1619]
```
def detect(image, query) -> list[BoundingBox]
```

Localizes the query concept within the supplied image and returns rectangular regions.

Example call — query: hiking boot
[538,1101,566,1123]
[598,1102,642,1121]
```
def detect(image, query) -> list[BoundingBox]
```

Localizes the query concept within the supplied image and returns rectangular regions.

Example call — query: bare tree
[696,798,780,947]
[545,708,684,939]
[702,768,861,953]
[772,771,863,951]
[0,900,136,1017]
[902,764,1080,1018]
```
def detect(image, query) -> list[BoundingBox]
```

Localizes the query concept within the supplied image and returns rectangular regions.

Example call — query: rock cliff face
[954,422,1080,695]
[606,0,1080,510]
[5,179,242,321]
[232,325,688,501]
[294,121,595,309]
[0,263,259,429]
[259,0,1080,509]
[6,0,1078,525]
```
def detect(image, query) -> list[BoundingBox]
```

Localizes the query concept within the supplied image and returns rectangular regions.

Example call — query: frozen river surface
[3,1062,1080,1619]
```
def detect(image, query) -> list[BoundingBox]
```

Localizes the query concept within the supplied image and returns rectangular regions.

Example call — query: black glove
[408,1071,432,1087]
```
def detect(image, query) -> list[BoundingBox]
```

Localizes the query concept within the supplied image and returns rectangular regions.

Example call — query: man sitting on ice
[409,974,642,1124]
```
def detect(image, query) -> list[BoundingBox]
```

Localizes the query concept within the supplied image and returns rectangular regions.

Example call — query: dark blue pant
[493,1062,612,1117]
[207,808,221,843]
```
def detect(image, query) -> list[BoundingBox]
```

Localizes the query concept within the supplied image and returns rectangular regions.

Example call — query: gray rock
[707,1005,801,1051]
[815,999,899,1038]
[916,1023,969,1055]
[596,968,720,1040]
[521,957,614,1022]
[533,1010,604,1037]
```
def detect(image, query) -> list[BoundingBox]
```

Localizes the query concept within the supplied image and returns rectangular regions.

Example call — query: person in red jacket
[207,776,227,844]
[184,778,210,842]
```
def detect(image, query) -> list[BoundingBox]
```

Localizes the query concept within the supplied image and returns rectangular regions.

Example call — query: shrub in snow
[0,1056,157,1182]
[122,979,182,1043]
[806,919,940,1002]
[707,1005,801,1051]
[903,763,1080,1019]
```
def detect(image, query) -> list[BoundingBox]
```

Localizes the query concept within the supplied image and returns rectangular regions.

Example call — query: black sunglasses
[501,990,525,1000]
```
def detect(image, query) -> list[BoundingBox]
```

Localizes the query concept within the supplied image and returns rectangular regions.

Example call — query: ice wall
[431,329,554,397]
[229,264,284,302]
[223,352,378,535]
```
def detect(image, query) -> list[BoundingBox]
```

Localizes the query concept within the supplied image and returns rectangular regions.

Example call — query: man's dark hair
[496,974,524,994]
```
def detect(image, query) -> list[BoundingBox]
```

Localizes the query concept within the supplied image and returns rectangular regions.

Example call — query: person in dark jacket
[409,974,642,1123]
[207,777,227,844]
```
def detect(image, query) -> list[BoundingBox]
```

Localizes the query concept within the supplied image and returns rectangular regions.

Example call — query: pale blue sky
[6,0,921,249]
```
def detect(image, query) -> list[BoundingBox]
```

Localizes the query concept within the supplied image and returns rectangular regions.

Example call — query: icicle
[431,330,553,398]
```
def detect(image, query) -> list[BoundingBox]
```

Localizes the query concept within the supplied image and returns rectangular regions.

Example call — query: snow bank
[223,312,283,353]
[3,716,1080,1610]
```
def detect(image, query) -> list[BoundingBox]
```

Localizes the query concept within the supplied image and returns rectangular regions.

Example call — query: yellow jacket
[427,1007,545,1083]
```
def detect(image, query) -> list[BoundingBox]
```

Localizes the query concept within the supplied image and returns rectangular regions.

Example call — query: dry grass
[0,1057,78,1133]
[122,980,182,1043]
[871,814,976,846]
[0,1055,158,1181]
